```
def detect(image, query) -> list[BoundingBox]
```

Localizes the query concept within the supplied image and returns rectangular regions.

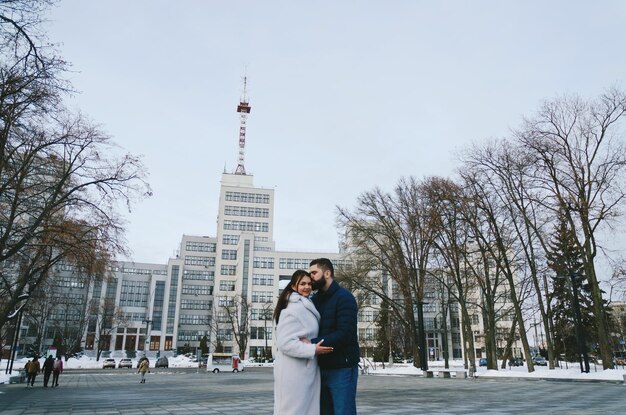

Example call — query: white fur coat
[273,293,321,415]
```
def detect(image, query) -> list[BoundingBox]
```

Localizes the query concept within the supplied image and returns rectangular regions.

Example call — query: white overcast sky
[45,1,626,265]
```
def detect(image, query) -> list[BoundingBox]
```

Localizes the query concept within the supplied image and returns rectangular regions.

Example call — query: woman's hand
[314,339,334,355]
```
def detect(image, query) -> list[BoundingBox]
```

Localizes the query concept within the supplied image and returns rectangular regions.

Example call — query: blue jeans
[320,366,358,415]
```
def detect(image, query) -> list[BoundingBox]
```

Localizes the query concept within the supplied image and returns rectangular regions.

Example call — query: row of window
[185,241,217,252]
[253,257,274,269]
[180,299,212,310]
[252,274,273,286]
[251,291,274,303]
[225,191,270,204]
[219,281,236,291]
[183,270,214,281]
[278,258,312,270]
[121,312,146,322]
[221,249,237,260]
[56,276,85,289]
[179,314,211,325]
[224,205,270,218]
[222,234,240,245]
[251,308,273,320]
[250,326,272,340]
[119,280,149,307]
[223,220,269,233]
[220,265,237,275]
[184,256,215,266]
[178,330,209,342]
[254,246,272,251]
[117,267,167,275]
[181,284,213,296]
[358,310,378,322]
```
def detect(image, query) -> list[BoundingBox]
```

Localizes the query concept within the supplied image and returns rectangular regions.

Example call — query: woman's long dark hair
[273,269,310,324]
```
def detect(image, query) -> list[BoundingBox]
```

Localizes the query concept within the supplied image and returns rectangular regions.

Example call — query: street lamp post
[568,272,590,373]
[417,300,428,371]
[143,319,152,354]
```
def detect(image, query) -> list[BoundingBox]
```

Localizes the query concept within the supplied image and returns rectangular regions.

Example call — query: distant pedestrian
[43,354,55,387]
[52,357,63,387]
[138,358,149,383]
[26,356,41,387]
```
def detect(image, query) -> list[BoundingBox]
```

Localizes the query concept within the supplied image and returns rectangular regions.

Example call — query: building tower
[234,77,251,175]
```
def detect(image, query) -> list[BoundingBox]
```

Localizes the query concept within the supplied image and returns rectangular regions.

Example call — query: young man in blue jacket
[309,258,360,415]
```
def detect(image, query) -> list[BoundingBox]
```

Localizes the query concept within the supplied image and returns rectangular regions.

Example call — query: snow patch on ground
[2,357,625,384]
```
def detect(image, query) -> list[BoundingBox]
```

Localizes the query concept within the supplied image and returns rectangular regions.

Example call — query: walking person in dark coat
[42,355,55,387]
[52,357,63,387]
[309,258,360,415]
[26,356,41,387]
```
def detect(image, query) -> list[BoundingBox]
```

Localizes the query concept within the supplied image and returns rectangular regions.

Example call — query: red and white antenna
[234,76,251,175]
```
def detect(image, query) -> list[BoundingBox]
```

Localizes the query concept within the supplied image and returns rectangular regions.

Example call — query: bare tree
[91,297,129,360]
[458,165,535,372]
[0,1,150,332]
[517,88,626,369]
[421,176,480,372]
[219,294,251,358]
[338,177,439,369]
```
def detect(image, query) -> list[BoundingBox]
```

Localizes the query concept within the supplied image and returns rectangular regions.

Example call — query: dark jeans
[320,366,358,415]
[43,370,52,387]
[52,371,60,386]
[27,373,37,386]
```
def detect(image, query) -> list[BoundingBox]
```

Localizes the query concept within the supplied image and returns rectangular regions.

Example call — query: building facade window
[252,274,273,286]
[253,257,274,269]
[220,265,237,276]
[179,314,210,325]
[119,280,149,307]
[184,256,215,266]
[278,258,313,269]
[222,234,240,245]
[224,191,270,204]
[251,291,273,303]
[180,299,212,310]
[224,205,270,218]
[185,241,216,252]
[182,270,214,281]
[181,284,213,296]
[221,249,237,260]
[219,280,236,291]
[250,326,272,340]
[218,296,235,307]
[251,308,273,320]
[223,220,269,233]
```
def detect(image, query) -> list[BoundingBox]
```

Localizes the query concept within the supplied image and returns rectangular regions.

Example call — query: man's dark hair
[309,258,334,278]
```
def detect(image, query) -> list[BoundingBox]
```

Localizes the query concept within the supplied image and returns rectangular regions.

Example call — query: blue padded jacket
[311,280,360,369]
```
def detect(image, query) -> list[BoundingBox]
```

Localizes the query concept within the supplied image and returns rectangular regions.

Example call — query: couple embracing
[273,258,360,415]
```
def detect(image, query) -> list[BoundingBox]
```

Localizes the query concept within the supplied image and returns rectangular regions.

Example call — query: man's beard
[311,277,325,291]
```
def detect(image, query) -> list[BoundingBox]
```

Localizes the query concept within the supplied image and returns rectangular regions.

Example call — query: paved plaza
[0,368,624,414]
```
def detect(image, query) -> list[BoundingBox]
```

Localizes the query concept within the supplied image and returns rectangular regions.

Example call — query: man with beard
[309,258,360,415]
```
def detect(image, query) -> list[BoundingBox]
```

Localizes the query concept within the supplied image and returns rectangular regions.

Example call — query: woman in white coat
[273,270,333,415]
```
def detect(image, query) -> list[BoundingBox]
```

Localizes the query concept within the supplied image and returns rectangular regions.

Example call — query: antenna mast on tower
[234,77,251,175]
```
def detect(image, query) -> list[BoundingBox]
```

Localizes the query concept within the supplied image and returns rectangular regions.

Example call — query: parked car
[532,356,547,366]
[118,358,133,368]
[155,356,169,368]
[102,358,116,369]
[479,358,488,367]
[509,357,524,367]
